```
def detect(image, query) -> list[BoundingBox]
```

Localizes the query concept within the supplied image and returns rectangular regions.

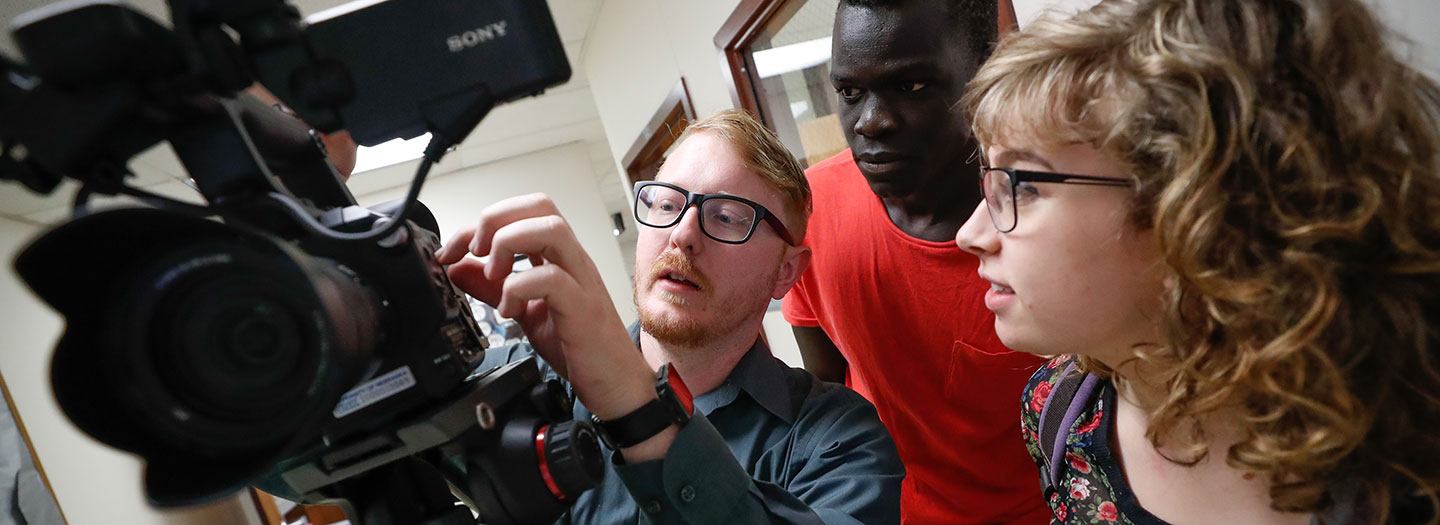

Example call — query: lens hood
[15,208,376,506]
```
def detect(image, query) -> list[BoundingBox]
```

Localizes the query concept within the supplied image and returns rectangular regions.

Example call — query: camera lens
[17,209,398,504]
[220,304,288,367]
[145,264,315,424]
[100,237,380,455]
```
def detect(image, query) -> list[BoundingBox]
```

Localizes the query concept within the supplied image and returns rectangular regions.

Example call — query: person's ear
[770,245,811,300]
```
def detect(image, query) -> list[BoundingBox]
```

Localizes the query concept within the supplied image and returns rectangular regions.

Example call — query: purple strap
[1047,369,1100,488]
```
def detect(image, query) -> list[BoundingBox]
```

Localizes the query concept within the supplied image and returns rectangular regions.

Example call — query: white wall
[582,0,743,174]
[0,216,262,525]
[1369,0,1440,78]
[1011,0,1099,28]
[355,141,637,324]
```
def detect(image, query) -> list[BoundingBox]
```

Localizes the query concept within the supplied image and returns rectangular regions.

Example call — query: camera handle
[273,358,604,525]
[325,457,477,525]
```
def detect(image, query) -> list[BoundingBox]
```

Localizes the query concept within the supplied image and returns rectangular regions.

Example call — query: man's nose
[956,202,999,256]
[668,205,706,253]
[853,96,898,138]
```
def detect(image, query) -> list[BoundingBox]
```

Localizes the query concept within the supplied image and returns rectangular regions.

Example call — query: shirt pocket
[944,339,1044,402]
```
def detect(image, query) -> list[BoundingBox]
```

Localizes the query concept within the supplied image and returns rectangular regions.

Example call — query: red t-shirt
[783,151,1049,524]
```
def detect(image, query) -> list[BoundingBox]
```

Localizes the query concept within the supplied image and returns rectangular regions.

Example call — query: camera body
[14,192,486,505]
[301,200,490,444]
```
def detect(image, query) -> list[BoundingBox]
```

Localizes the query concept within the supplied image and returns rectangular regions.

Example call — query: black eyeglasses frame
[632,181,797,246]
[980,166,1134,233]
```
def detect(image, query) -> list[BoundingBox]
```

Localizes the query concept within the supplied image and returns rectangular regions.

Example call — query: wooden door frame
[621,78,697,187]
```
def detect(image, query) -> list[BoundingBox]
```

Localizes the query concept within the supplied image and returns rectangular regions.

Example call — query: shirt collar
[628,323,799,424]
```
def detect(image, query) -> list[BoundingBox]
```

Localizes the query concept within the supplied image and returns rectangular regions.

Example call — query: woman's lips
[983,282,1015,311]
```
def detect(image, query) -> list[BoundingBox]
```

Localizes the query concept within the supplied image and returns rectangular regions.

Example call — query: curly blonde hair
[964,0,1440,520]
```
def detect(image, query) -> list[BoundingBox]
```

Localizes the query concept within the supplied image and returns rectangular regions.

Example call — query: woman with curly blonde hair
[953,0,1440,523]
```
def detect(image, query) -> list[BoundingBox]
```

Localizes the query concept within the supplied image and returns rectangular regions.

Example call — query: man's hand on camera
[435,194,670,457]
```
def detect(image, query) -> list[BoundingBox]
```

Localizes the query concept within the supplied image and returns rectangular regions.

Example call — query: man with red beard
[436,109,903,524]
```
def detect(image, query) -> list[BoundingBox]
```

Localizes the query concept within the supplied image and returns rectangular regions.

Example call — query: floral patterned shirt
[1020,355,1168,525]
[1021,356,1434,525]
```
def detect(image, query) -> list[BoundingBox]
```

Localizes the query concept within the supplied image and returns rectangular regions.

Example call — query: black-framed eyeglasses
[633,181,797,245]
[980,166,1133,233]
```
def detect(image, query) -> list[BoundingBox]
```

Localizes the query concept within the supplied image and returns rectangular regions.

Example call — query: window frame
[713,0,1021,124]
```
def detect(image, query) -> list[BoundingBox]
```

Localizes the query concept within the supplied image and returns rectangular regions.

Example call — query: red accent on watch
[534,425,566,501]
[665,364,694,416]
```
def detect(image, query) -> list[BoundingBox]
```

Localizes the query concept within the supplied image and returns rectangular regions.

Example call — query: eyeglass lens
[635,184,759,243]
[982,168,1017,232]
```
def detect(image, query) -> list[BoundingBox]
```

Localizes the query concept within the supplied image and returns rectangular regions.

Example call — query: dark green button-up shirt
[478,324,903,524]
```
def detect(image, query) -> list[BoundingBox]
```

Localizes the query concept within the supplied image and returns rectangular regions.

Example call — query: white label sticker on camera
[333,366,417,418]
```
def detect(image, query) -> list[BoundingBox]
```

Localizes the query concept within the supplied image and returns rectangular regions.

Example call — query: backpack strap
[1037,361,1101,492]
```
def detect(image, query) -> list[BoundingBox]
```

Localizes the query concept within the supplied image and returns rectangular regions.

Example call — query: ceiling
[0,0,623,226]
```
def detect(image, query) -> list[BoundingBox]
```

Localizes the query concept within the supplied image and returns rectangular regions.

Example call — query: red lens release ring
[534,424,567,501]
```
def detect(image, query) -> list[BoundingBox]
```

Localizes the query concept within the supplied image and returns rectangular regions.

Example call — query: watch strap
[591,363,692,449]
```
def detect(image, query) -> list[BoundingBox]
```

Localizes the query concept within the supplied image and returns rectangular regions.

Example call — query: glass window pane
[744,0,846,168]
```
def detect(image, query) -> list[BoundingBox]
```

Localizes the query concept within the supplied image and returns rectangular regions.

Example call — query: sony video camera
[1,1,602,523]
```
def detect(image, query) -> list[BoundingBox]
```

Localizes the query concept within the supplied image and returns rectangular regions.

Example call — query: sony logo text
[446,21,509,52]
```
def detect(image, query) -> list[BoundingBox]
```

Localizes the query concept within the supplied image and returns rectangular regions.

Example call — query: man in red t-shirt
[783,0,1049,523]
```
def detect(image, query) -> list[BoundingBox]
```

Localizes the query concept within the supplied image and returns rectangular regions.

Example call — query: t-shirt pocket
[945,339,1044,403]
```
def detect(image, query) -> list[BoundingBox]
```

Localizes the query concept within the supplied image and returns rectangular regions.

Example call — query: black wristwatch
[591,363,694,450]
